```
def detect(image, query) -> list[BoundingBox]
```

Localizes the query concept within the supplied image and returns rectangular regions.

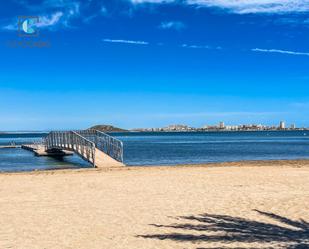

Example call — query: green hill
[89,125,128,132]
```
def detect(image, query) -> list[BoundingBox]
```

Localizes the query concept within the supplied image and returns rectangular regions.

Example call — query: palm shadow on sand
[137,210,309,249]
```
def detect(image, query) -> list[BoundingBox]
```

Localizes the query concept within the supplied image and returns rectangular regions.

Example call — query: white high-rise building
[279,121,285,129]
[219,122,225,129]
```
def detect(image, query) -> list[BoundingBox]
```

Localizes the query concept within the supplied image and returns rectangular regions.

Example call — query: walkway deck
[21,144,74,156]
[44,130,125,168]
[0,145,21,149]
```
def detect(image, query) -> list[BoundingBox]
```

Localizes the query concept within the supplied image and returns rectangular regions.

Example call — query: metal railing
[45,131,96,166]
[32,139,45,150]
[76,129,124,163]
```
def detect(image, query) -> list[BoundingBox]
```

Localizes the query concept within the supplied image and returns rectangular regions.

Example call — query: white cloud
[1,0,80,31]
[159,21,186,30]
[189,0,309,14]
[130,0,309,14]
[101,6,108,15]
[182,44,210,49]
[182,44,222,49]
[102,40,224,49]
[290,102,309,108]
[1,11,72,31]
[37,12,64,27]
[131,0,174,3]
[2,24,17,31]
[37,0,80,10]
[252,48,309,56]
[102,39,149,45]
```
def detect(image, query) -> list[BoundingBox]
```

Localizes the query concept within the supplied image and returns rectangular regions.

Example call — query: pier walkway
[0,145,21,149]
[43,130,125,168]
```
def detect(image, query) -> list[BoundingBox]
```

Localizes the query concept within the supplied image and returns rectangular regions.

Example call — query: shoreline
[1,158,309,175]
[130,129,309,133]
[1,129,309,134]
[1,159,308,249]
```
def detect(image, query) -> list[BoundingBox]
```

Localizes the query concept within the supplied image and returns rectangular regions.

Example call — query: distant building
[134,121,301,133]
[164,124,190,131]
[279,121,286,129]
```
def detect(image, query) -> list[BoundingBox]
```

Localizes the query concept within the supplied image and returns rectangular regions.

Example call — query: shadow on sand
[137,210,309,249]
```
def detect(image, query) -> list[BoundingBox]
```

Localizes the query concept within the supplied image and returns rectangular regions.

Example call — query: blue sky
[1,0,309,130]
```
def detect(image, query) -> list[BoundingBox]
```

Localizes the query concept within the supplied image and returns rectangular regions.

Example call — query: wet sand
[1,160,309,249]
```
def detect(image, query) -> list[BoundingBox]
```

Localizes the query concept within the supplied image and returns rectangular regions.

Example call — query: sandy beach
[1,160,309,249]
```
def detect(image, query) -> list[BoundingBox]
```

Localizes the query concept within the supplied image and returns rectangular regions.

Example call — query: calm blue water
[0,131,309,172]
[0,133,92,172]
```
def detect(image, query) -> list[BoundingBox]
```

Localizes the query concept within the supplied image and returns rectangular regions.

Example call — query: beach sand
[1,160,309,249]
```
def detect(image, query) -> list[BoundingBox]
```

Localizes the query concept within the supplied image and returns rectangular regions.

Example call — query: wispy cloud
[102,39,149,45]
[26,0,80,12]
[182,44,222,49]
[252,48,309,56]
[2,23,17,31]
[131,0,309,14]
[2,0,80,31]
[189,0,309,14]
[159,21,186,30]
[101,39,224,51]
[37,12,64,28]
[290,102,309,108]
[131,0,174,3]
[2,11,71,31]
[100,6,108,15]
[101,39,224,50]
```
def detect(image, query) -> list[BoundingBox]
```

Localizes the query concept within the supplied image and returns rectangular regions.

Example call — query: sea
[1,131,309,172]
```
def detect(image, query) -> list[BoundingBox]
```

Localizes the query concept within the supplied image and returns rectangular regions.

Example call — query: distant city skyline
[133,120,306,132]
[1,1,309,130]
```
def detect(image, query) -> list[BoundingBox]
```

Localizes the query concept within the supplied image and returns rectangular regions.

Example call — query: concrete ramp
[95,148,125,168]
